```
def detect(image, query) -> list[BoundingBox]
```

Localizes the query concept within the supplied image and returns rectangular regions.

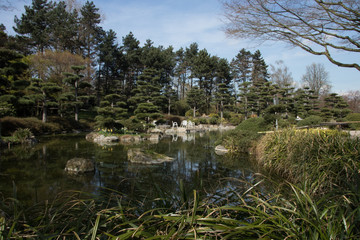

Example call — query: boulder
[65,158,95,174]
[149,134,160,142]
[120,135,135,143]
[149,128,163,134]
[215,145,229,155]
[127,148,174,164]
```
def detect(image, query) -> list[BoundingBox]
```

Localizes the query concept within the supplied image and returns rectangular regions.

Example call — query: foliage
[255,129,360,194]
[345,113,360,130]
[236,117,268,132]
[120,117,145,133]
[0,116,90,136]
[297,115,323,127]
[12,128,33,144]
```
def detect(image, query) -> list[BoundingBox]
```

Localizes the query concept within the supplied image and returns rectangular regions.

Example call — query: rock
[86,132,100,141]
[65,158,95,174]
[127,148,174,164]
[149,134,160,142]
[149,128,163,134]
[120,135,135,142]
[215,145,229,155]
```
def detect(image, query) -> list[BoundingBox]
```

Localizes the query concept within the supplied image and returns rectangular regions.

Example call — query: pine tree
[95,93,127,129]
[14,0,53,53]
[186,87,206,117]
[27,78,62,122]
[63,65,88,121]
[121,32,143,97]
[128,68,164,122]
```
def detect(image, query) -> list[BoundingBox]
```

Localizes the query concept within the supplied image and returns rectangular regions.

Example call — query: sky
[1,0,359,94]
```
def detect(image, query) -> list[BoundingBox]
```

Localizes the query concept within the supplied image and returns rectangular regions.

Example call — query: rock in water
[215,145,229,155]
[127,148,174,164]
[65,158,95,174]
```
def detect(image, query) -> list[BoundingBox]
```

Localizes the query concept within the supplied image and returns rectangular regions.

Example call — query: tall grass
[255,128,360,194]
[2,178,359,239]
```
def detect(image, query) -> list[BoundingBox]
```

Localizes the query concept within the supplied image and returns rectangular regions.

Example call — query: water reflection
[0,132,255,206]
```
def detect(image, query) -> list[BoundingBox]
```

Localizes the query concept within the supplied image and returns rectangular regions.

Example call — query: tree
[48,1,78,51]
[121,32,143,97]
[342,90,360,113]
[192,49,218,112]
[270,60,294,88]
[14,0,53,53]
[27,78,62,122]
[62,65,88,121]
[97,29,122,97]
[79,0,102,81]
[128,68,164,122]
[302,63,331,96]
[223,0,360,71]
[186,87,206,117]
[95,93,127,129]
[251,50,268,84]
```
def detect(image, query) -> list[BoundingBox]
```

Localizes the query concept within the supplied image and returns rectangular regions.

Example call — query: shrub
[12,128,34,144]
[120,117,144,133]
[228,113,244,126]
[0,117,61,136]
[345,113,360,129]
[164,115,182,126]
[236,117,269,132]
[296,115,323,127]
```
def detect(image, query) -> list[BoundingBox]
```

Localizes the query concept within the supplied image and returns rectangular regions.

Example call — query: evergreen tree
[121,32,143,97]
[231,48,252,116]
[14,0,53,53]
[128,68,164,122]
[0,39,29,116]
[27,78,62,122]
[186,87,206,117]
[95,93,127,129]
[48,1,78,52]
[79,0,102,81]
[251,50,269,84]
[192,49,218,113]
[214,58,233,120]
[97,29,122,97]
[63,65,89,121]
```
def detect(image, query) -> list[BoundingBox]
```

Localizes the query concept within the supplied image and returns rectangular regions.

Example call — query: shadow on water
[0,131,257,207]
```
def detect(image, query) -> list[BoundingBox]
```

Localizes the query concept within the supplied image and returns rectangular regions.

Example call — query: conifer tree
[186,87,206,117]
[14,0,53,53]
[63,65,89,121]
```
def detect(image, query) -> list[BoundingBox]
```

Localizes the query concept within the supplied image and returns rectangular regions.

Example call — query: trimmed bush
[346,113,360,129]
[296,115,323,127]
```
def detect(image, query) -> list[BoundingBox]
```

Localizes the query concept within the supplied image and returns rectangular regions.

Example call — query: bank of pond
[0,126,359,239]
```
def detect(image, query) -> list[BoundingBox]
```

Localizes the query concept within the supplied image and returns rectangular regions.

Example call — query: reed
[255,128,360,194]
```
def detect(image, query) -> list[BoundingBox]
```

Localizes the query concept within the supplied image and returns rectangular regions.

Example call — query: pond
[0,131,256,207]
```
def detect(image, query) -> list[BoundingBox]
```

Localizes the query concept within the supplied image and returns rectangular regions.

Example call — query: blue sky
[1,0,359,93]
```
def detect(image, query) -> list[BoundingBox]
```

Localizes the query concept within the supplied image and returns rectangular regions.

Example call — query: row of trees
[0,0,356,130]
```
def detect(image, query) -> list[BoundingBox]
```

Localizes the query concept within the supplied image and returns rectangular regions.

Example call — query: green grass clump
[217,117,270,153]
[255,128,360,194]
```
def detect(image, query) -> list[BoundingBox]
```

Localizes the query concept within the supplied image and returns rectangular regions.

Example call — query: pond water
[0,131,256,207]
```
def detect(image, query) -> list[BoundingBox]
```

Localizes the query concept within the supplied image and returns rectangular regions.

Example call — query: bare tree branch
[222,0,360,71]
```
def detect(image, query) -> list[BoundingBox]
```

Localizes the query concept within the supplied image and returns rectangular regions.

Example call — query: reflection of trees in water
[0,132,256,208]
